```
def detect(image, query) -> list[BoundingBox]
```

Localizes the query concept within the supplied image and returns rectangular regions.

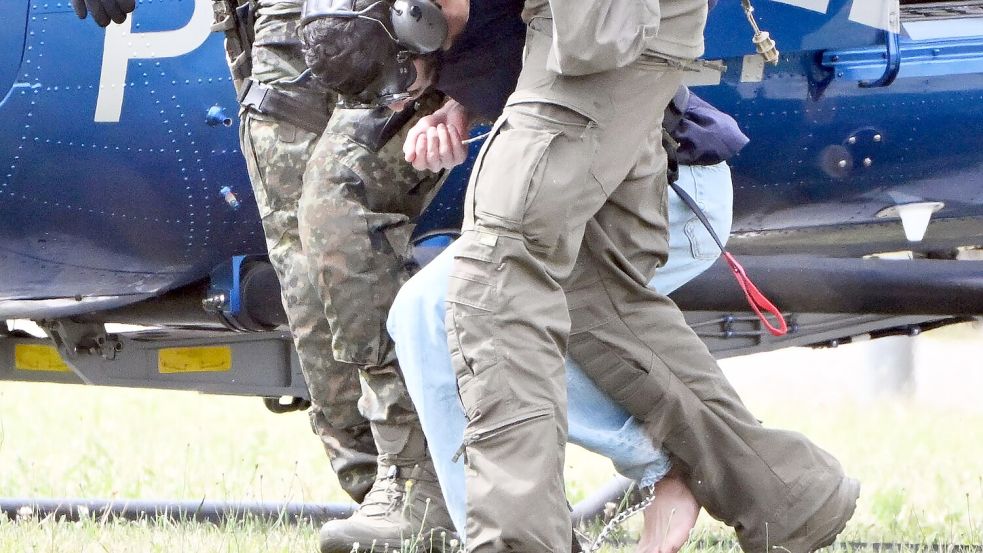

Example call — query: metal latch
[741,0,780,65]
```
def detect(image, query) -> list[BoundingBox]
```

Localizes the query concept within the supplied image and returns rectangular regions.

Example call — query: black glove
[71,0,135,27]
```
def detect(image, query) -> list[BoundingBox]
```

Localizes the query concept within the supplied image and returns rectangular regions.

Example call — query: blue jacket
[672,88,750,165]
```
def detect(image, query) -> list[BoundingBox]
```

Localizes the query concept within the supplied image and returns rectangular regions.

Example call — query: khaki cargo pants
[446,13,851,553]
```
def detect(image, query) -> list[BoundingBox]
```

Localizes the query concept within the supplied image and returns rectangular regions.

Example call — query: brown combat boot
[319,424,456,553]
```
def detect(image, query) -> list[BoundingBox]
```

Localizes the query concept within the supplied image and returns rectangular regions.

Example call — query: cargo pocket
[455,359,513,423]
[446,235,507,414]
[240,117,271,219]
[472,123,560,229]
[241,115,301,220]
[471,106,598,252]
[446,235,500,313]
[453,405,553,464]
[684,216,719,261]
[382,224,414,262]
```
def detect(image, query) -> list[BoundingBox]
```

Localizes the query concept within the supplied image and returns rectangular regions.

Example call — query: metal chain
[586,485,657,553]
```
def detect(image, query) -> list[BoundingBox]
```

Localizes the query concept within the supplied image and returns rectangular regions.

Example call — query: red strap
[722,252,788,336]
[666,182,787,336]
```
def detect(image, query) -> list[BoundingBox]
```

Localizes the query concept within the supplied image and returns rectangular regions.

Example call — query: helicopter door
[704,0,889,61]
[822,0,983,87]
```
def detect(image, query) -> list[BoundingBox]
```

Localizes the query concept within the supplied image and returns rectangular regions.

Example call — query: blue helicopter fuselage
[2,0,982,320]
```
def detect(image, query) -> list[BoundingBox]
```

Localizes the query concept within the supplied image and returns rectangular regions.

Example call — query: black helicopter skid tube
[670,256,983,316]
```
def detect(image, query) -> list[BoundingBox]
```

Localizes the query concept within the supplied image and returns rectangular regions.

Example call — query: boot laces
[362,459,412,515]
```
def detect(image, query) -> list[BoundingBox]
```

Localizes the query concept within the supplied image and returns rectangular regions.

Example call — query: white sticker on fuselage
[739,54,765,83]
[771,0,830,14]
[95,0,213,122]
[771,0,900,32]
[903,19,983,41]
[849,0,900,33]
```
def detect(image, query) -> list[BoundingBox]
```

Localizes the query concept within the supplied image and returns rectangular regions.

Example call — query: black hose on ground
[0,498,355,524]
[0,479,628,527]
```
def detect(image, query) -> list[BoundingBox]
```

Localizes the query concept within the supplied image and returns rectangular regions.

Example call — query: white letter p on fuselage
[95,0,213,123]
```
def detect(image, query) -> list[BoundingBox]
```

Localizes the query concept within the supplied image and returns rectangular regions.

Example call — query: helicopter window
[900,0,978,4]
[900,0,983,20]
[901,0,983,21]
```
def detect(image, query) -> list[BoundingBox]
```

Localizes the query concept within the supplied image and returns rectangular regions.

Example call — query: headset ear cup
[390,0,448,53]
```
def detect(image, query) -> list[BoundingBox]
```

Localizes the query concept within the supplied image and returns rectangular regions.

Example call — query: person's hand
[71,0,135,27]
[404,99,471,172]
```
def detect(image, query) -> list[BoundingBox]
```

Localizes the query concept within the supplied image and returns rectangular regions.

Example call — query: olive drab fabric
[446,14,685,548]
[446,6,858,552]
[525,0,708,76]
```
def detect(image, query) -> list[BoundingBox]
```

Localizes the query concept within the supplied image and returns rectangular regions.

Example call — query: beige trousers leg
[445,14,682,550]
[447,13,854,553]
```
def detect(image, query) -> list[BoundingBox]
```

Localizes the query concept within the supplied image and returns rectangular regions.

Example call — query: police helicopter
[2,0,982,409]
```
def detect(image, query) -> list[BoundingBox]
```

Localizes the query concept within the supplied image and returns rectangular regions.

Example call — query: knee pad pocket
[242,116,305,219]
[462,405,566,550]
[456,359,514,423]
[567,329,670,421]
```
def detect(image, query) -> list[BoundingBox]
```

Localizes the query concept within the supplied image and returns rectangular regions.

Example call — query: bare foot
[634,470,700,553]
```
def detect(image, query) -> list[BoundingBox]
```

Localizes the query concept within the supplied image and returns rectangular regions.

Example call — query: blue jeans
[388,162,733,534]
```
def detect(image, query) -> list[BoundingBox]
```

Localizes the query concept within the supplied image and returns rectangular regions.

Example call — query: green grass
[2,328,982,552]
[0,517,316,553]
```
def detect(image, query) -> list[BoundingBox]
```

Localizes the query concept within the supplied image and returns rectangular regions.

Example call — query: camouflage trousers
[299,93,445,452]
[239,111,377,500]
[240,91,444,489]
[233,7,445,497]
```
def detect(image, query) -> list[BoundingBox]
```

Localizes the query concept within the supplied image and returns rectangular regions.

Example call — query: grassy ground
[1,325,982,552]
